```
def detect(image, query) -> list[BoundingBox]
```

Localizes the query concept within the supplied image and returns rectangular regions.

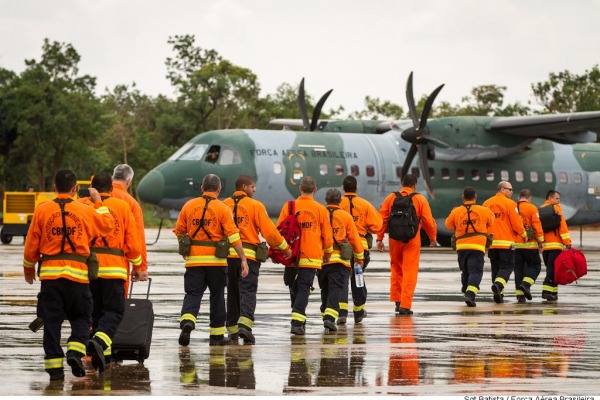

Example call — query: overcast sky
[1,0,599,115]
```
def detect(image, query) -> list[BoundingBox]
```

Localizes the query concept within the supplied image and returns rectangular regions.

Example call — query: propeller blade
[297,78,310,131]
[406,72,419,127]
[418,144,435,199]
[401,144,418,179]
[310,89,333,132]
[419,84,445,130]
[420,134,451,148]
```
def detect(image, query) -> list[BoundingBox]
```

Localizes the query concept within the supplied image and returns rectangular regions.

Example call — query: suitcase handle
[128,277,152,299]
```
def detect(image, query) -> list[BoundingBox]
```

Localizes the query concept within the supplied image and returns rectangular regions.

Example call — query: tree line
[1,34,600,196]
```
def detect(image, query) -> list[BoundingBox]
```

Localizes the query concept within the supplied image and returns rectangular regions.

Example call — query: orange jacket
[445,200,495,253]
[377,187,437,243]
[339,192,383,250]
[276,195,333,269]
[173,192,241,267]
[482,192,526,249]
[223,191,289,261]
[539,201,571,250]
[516,200,544,250]
[79,194,142,280]
[23,194,114,284]
[112,182,147,272]
[323,205,364,268]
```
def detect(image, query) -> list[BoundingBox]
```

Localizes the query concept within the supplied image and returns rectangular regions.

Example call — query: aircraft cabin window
[515,171,524,182]
[442,168,450,180]
[351,165,359,176]
[486,170,494,181]
[396,166,402,178]
[530,171,538,183]
[217,147,241,165]
[428,168,435,179]
[559,171,568,184]
[335,165,344,176]
[574,172,582,184]
[501,170,509,181]
[320,164,328,176]
[471,169,480,181]
[545,172,553,183]
[457,168,465,181]
[411,167,420,178]
[273,162,283,175]
[169,143,209,161]
[366,165,375,177]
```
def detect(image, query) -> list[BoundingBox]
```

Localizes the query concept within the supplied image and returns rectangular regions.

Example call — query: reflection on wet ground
[1,229,600,396]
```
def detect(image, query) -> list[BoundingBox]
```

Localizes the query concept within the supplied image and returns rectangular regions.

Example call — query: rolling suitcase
[112,278,154,364]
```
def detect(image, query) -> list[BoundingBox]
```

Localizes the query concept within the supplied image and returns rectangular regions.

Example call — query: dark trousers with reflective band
[226,258,260,330]
[339,251,370,318]
[290,268,317,326]
[542,250,561,294]
[38,279,92,363]
[318,263,348,321]
[457,250,484,294]
[90,278,125,347]
[488,248,515,288]
[514,249,542,290]
[181,266,228,330]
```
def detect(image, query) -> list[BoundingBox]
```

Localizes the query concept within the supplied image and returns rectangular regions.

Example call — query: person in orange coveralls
[223,175,291,344]
[539,190,571,302]
[377,174,437,316]
[276,176,333,336]
[23,169,114,381]
[174,174,249,347]
[482,181,527,304]
[111,164,148,296]
[78,173,143,370]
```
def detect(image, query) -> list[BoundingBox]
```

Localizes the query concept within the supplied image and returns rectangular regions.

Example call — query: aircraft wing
[489,111,600,143]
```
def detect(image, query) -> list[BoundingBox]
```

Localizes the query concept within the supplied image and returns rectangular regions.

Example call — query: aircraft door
[285,151,307,188]
[366,135,401,193]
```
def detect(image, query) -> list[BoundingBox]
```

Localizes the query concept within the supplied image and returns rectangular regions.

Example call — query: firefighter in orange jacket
[174,174,249,346]
[276,176,333,336]
[78,173,142,370]
[445,186,495,307]
[23,169,114,381]
[223,175,291,344]
[377,174,437,316]
[514,189,545,303]
[540,190,571,302]
[339,175,382,324]
[320,188,364,332]
[482,181,527,303]
[111,164,148,296]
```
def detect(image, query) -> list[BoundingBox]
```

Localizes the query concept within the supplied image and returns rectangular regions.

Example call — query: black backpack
[538,204,562,233]
[388,192,419,243]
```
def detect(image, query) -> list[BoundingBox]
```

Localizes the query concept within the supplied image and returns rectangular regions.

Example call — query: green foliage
[532,65,600,113]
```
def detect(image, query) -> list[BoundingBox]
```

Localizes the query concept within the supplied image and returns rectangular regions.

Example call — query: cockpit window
[217,147,241,165]
[168,143,209,161]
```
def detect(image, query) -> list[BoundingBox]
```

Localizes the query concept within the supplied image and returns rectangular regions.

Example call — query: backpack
[388,192,419,243]
[554,247,587,285]
[268,200,301,266]
[538,204,562,233]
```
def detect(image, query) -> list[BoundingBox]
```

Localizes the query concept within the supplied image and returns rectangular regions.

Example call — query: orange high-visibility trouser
[389,237,421,310]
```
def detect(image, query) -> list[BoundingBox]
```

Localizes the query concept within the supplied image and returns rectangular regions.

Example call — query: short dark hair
[202,174,221,192]
[402,174,417,188]
[343,176,357,192]
[300,176,316,194]
[463,186,476,201]
[519,188,532,199]
[546,190,560,200]
[235,175,254,190]
[91,173,113,193]
[55,169,77,193]
[325,188,342,204]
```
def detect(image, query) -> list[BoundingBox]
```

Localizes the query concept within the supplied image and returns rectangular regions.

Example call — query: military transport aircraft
[136,72,600,245]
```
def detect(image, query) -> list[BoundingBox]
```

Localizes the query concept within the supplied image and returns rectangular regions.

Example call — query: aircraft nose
[136,170,164,206]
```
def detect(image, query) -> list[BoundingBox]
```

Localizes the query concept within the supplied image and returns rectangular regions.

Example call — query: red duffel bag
[554,247,587,285]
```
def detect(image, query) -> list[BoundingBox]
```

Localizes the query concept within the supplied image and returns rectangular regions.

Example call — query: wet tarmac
[1,228,600,396]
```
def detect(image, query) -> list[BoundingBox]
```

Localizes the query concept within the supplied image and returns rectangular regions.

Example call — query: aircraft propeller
[399,72,445,199]
[297,78,333,131]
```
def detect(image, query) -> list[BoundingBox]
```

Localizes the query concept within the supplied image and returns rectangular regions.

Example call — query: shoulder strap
[53,198,76,253]
[345,195,354,217]
[462,204,478,233]
[328,207,339,245]
[191,195,213,240]
[288,200,296,217]
[231,194,245,227]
